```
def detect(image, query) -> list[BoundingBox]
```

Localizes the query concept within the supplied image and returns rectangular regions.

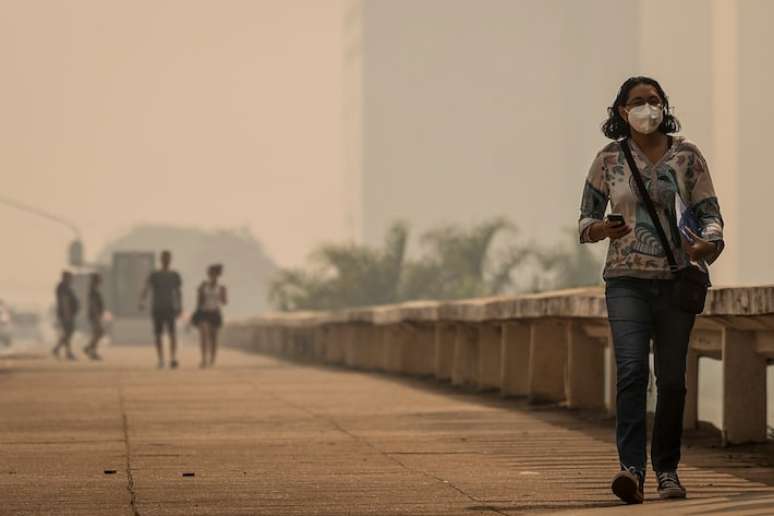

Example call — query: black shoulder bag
[620,139,710,314]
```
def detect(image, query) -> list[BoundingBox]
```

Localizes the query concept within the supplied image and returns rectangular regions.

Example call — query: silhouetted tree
[400,217,529,300]
[269,219,605,312]
[269,222,408,311]
[532,228,604,290]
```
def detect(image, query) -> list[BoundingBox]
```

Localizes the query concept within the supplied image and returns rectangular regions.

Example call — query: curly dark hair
[601,76,681,140]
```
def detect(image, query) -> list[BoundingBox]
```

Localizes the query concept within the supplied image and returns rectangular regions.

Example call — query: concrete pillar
[312,326,328,363]
[276,327,285,355]
[294,328,306,357]
[285,328,295,357]
[274,327,283,355]
[280,327,291,357]
[251,327,262,353]
[403,324,435,376]
[295,328,308,358]
[251,327,261,351]
[245,327,254,350]
[286,328,295,358]
[362,325,384,370]
[259,327,268,353]
[452,324,478,387]
[222,325,237,349]
[325,325,346,365]
[683,347,699,431]
[528,321,568,403]
[477,324,502,392]
[343,325,358,367]
[383,324,404,373]
[268,327,279,355]
[351,325,373,369]
[346,325,374,369]
[434,324,456,381]
[372,325,388,371]
[566,322,605,409]
[722,329,767,444]
[260,326,269,353]
[363,325,378,368]
[501,322,530,397]
[297,328,308,359]
[290,328,304,360]
[302,328,315,360]
[269,327,277,354]
[256,327,266,353]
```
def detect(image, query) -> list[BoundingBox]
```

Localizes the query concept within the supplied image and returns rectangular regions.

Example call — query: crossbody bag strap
[619,139,679,271]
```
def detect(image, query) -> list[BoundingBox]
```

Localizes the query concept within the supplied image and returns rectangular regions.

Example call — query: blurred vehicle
[0,300,12,347]
[11,309,44,343]
[108,251,155,344]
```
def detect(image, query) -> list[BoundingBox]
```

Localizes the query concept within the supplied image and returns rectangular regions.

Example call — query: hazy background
[1,0,345,308]
[1,0,773,434]
[3,0,774,311]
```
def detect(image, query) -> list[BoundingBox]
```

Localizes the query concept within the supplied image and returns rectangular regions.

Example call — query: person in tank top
[192,264,227,368]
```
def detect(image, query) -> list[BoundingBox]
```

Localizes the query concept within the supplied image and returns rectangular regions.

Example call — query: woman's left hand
[682,228,716,261]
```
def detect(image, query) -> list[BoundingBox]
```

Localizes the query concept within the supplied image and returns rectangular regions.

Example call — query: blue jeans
[605,277,696,475]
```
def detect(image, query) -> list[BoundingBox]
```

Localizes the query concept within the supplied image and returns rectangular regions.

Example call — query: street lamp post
[0,195,85,266]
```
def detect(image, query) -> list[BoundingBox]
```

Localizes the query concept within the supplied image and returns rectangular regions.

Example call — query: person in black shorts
[140,250,182,369]
[192,264,227,368]
[84,272,105,360]
[53,270,78,360]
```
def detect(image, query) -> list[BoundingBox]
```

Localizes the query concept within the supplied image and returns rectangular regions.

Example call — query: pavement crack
[260,388,506,514]
[118,382,141,516]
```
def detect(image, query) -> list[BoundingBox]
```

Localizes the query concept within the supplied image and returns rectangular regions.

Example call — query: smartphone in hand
[606,213,625,226]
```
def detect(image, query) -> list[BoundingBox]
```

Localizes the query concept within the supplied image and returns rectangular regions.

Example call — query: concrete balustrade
[225,286,774,445]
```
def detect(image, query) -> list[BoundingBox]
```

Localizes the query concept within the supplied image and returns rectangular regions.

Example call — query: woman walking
[193,264,227,368]
[578,77,724,504]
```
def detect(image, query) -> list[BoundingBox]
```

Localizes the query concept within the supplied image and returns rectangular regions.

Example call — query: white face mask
[626,104,664,135]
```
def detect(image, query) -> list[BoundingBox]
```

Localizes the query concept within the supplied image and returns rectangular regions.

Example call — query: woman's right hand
[602,218,632,240]
[591,219,632,241]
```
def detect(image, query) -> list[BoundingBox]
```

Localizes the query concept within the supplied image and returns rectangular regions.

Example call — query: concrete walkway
[0,344,772,515]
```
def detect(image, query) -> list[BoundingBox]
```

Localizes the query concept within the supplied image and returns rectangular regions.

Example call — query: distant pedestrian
[53,271,78,360]
[83,273,105,360]
[139,250,182,369]
[192,264,227,368]
[579,77,724,504]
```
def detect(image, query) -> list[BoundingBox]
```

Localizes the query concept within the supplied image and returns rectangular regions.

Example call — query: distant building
[638,0,774,286]
[343,0,773,286]
[342,0,638,256]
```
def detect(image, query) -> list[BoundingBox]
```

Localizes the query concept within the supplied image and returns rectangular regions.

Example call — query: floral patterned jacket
[578,136,724,280]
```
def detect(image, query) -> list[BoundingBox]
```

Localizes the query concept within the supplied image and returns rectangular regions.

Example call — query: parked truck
[107,251,155,344]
